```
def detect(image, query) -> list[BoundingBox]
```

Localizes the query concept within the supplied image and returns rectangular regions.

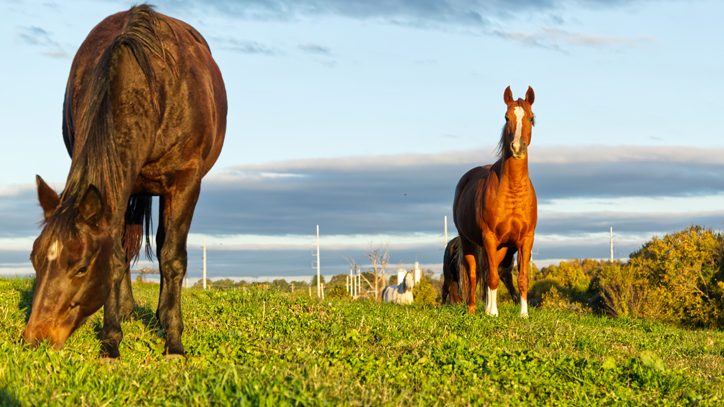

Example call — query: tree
[310,274,326,287]
[270,279,290,292]
[368,247,390,302]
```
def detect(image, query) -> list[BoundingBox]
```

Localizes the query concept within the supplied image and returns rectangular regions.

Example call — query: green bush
[326,285,352,300]
[626,226,723,327]
[413,275,438,305]
[593,263,663,319]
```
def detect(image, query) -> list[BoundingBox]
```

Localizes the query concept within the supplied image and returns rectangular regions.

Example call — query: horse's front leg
[100,243,128,358]
[483,236,507,317]
[517,237,534,318]
[156,181,200,356]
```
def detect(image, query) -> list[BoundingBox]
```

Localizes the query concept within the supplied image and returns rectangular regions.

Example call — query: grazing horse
[23,5,226,357]
[442,236,472,304]
[382,271,415,305]
[453,86,536,317]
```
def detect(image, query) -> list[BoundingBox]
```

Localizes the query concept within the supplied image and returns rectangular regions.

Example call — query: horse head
[501,86,535,160]
[23,176,114,348]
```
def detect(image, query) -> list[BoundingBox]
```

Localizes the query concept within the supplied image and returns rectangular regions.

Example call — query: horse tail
[123,194,153,263]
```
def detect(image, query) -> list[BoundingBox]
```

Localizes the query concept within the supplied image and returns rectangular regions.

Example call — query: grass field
[0,278,722,406]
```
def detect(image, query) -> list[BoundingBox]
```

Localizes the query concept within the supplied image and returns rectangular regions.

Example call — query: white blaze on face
[47,240,61,261]
[513,106,525,151]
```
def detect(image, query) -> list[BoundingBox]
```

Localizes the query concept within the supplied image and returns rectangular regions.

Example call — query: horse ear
[504,86,514,104]
[79,185,105,227]
[525,86,535,105]
[36,175,60,221]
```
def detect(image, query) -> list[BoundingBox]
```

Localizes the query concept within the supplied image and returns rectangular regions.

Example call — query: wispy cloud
[493,27,655,51]
[17,25,68,59]
[212,37,280,55]
[298,43,332,56]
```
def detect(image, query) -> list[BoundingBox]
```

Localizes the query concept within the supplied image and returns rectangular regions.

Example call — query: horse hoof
[485,310,499,317]
[467,305,476,314]
[520,313,529,319]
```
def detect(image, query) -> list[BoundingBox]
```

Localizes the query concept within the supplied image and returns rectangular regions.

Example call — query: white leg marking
[513,106,524,150]
[520,297,529,318]
[47,240,61,261]
[485,287,499,317]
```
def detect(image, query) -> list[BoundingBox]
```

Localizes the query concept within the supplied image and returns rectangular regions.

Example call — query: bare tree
[368,247,390,302]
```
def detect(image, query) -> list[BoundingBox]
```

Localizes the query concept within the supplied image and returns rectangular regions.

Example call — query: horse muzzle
[510,141,528,159]
[23,322,72,348]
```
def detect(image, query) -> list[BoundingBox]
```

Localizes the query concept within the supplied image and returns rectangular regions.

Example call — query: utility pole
[444,215,448,247]
[609,226,614,262]
[202,238,207,290]
[316,225,321,298]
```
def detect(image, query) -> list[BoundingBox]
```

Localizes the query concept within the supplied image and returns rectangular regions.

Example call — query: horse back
[62,6,227,194]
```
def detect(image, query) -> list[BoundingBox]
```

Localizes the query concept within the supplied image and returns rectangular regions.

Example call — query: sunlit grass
[0,278,722,405]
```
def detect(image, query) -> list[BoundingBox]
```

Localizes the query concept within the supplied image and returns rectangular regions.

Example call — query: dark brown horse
[23,5,226,357]
[441,236,481,304]
[453,86,536,317]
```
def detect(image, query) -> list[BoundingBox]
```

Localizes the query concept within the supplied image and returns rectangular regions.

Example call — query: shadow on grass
[17,279,35,322]
[91,303,163,340]
[132,304,162,334]
[0,388,21,407]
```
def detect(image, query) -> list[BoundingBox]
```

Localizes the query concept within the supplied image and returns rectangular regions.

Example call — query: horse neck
[498,154,530,189]
[63,141,145,228]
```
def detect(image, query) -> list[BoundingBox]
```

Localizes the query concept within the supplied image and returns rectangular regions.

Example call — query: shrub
[413,275,438,305]
[593,263,663,319]
[539,286,586,312]
[626,226,723,327]
[326,285,351,300]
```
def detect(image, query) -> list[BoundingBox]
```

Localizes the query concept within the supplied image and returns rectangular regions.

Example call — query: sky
[1,0,723,281]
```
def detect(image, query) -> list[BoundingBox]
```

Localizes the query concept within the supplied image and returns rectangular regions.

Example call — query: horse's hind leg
[156,178,201,356]
[459,238,479,313]
[499,249,520,303]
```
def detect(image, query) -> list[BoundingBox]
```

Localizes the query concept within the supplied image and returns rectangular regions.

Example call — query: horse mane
[495,122,512,159]
[52,5,166,260]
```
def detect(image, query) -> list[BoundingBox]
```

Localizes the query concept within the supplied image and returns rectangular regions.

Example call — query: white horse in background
[382,271,415,304]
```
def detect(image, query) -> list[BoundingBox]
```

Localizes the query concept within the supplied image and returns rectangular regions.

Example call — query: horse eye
[76,266,88,276]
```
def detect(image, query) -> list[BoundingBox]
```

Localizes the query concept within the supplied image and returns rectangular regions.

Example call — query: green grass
[1,278,722,406]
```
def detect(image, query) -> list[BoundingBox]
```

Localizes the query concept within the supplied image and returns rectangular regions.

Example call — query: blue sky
[1,0,723,280]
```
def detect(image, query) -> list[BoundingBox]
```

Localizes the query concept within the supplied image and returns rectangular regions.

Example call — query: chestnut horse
[453,86,536,317]
[23,5,227,357]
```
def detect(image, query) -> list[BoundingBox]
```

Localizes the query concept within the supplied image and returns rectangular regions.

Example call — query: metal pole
[316,225,321,298]
[202,238,207,290]
[444,215,448,247]
[609,226,614,262]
